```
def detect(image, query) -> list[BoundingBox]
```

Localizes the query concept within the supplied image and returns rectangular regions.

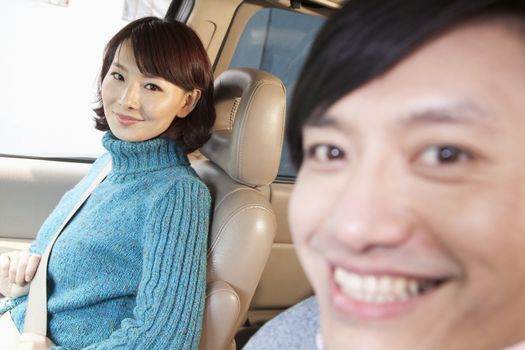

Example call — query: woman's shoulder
[162,165,210,191]
[93,152,112,166]
[60,153,111,194]
[146,166,211,207]
[86,153,112,180]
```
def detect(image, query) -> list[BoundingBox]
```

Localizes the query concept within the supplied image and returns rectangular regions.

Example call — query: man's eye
[110,72,124,81]
[307,144,345,162]
[419,145,470,165]
[145,83,162,91]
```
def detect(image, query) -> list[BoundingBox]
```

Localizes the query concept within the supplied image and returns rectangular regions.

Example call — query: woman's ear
[177,89,202,118]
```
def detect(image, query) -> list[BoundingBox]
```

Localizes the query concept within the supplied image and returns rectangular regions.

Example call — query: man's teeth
[334,267,438,303]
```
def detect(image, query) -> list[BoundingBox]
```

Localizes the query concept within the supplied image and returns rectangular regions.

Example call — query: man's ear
[177,89,202,118]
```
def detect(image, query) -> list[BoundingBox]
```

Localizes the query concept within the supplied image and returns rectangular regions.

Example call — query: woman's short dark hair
[288,0,525,168]
[94,17,216,154]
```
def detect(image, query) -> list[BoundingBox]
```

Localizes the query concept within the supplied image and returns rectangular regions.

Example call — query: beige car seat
[193,68,286,350]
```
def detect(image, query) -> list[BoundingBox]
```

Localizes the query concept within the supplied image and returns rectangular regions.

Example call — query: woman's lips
[331,266,446,320]
[116,113,142,126]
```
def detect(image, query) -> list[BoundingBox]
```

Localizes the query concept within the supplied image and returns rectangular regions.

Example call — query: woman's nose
[322,161,415,253]
[119,82,140,110]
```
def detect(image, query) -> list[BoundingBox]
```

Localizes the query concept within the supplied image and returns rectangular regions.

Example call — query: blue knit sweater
[0,132,211,349]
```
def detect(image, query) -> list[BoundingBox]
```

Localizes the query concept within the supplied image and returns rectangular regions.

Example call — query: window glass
[0,0,129,157]
[229,8,324,179]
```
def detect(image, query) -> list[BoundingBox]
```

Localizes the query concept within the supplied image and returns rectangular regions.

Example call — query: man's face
[290,21,525,350]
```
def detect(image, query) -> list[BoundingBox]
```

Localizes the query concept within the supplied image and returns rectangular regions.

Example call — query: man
[245,0,525,349]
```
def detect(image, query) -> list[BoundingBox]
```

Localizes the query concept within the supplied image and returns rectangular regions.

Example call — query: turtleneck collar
[102,132,189,174]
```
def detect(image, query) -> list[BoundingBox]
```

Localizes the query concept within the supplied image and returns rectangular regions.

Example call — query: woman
[0,16,215,349]
[246,0,525,349]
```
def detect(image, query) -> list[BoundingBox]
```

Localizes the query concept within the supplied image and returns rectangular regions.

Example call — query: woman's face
[290,22,525,350]
[101,41,197,142]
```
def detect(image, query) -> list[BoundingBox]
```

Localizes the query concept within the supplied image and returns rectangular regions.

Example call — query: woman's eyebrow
[110,62,159,79]
[142,72,161,79]
[111,62,128,72]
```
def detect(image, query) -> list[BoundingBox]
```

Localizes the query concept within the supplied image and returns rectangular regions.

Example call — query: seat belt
[24,160,112,336]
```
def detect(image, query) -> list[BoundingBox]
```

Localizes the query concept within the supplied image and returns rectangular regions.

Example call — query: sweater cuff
[0,297,21,315]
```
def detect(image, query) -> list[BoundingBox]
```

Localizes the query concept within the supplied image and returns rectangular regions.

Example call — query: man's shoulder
[243,296,319,350]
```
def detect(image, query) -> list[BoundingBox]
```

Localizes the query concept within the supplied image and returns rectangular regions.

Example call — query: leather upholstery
[201,68,285,187]
[200,281,240,350]
[195,68,286,350]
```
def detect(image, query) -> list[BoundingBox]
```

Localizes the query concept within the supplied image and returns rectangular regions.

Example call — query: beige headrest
[201,68,286,187]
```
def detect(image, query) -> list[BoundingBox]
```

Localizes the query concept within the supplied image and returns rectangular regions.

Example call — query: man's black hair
[287,0,525,168]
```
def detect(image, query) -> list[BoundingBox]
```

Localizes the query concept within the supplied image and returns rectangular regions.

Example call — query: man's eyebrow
[304,115,341,128]
[398,101,490,128]
[303,101,492,131]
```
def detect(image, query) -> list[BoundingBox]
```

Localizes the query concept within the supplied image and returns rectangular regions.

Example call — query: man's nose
[323,160,415,253]
[119,82,140,110]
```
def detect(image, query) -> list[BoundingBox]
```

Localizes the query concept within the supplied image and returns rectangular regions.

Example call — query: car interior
[195,67,285,349]
[0,0,344,348]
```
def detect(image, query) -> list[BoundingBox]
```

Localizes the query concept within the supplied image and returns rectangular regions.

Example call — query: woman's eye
[419,145,470,165]
[307,144,345,163]
[145,83,162,91]
[110,72,124,81]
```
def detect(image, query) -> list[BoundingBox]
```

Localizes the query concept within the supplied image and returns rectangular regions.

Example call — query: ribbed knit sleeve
[78,179,211,350]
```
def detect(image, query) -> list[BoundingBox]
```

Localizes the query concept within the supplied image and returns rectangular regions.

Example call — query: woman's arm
[78,179,211,350]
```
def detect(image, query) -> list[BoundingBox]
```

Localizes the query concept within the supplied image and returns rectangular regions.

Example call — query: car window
[0,0,131,158]
[229,8,325,179]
